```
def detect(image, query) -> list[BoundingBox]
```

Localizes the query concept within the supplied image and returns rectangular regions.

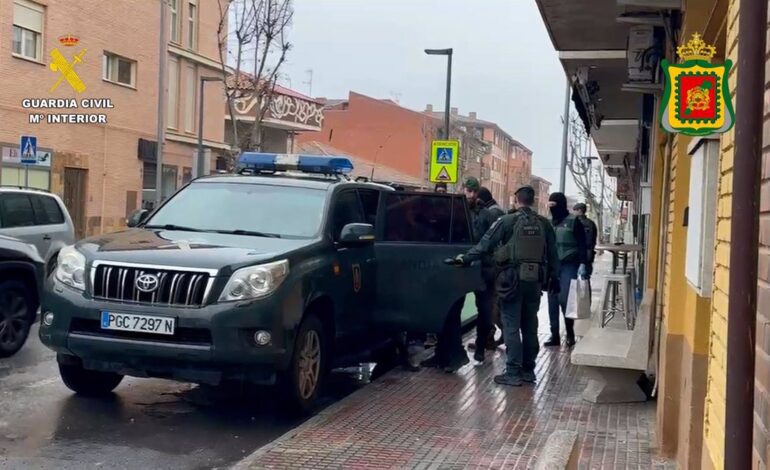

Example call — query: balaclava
[549,192,569,223]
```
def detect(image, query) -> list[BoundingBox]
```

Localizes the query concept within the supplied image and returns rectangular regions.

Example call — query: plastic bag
[565,279,591,320]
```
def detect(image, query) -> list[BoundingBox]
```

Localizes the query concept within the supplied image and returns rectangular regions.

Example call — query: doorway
[63,168,87,240]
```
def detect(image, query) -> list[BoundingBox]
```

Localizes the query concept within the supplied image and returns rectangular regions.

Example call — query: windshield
[145,182,326,238]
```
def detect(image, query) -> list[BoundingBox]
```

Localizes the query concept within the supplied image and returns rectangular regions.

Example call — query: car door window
[450,196,472,243]
[331,190,364,240]
[30,195,65,225]
[358,189,379,227]
[0,194,36,228]
[383,193,451,243]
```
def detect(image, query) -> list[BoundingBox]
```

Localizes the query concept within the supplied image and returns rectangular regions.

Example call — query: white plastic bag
[565,279,591,320]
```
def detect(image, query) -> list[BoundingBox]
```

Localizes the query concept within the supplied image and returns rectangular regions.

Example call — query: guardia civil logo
[659,33,734,136]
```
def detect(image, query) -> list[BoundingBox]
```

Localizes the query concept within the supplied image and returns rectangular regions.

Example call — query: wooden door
[63,168,87,240]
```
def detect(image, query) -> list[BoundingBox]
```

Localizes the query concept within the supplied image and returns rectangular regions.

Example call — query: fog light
[254,330,271,346]
[43,312,55,326]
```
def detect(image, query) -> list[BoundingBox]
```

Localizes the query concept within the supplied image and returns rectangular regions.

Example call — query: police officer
[573,203,598,281]
[453,186,560,386]
[469,187,505,362]
[544,192,588,348]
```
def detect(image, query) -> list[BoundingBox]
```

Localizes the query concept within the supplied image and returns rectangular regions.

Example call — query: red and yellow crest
[660,33,734,136]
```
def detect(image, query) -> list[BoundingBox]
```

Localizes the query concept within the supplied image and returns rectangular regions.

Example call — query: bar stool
[597,272,635,330]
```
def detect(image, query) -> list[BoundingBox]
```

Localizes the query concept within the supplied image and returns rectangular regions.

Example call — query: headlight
[54,246,86,291]
[219,260,289,302]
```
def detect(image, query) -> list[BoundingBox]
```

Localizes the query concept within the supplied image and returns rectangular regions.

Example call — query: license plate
[100,311,176,336]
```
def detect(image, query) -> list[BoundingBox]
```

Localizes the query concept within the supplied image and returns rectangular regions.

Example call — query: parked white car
[0,187,75,271]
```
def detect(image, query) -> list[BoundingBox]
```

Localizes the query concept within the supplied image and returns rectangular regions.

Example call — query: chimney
[469,112,477,119]
[451,107,459,116]
[426,104,433,112]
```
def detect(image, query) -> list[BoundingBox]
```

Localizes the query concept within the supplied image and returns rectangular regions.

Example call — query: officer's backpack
[508,212,547,282]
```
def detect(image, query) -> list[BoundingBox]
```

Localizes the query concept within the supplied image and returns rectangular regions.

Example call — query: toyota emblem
[135,273,160,293]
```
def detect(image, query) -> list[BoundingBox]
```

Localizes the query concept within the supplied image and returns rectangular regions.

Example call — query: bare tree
[217,0,293,161]
[566,113,619,237]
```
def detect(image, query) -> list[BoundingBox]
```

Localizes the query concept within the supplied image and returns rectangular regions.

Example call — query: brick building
[0,0,227,238]
[529,174,551,216]
[425,107,533,208]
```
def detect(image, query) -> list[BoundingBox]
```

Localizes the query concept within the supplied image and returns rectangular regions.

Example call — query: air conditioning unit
[627,25,658,83]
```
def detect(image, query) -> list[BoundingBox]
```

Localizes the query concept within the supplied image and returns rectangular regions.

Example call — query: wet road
[0,325,378,469]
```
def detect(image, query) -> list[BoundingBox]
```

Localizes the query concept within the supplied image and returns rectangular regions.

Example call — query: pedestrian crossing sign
[20,136,37,164]
[430,140,459,183]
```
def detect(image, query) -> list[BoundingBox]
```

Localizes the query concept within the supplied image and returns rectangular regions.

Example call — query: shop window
[685,138,719,297]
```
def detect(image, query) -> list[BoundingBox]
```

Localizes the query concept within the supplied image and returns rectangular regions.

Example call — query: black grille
[92,264,211,307]
[70,318,212,346]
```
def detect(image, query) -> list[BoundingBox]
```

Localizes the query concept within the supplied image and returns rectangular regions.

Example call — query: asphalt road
[0,325,377,470]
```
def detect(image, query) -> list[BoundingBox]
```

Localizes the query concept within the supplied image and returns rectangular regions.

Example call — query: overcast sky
[280,0,579,195]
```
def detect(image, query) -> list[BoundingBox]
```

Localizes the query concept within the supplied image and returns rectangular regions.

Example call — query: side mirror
[339,223,375,245]
[126,209,149,228]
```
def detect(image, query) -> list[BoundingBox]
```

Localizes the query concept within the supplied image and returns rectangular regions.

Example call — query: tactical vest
[554,215,579,261]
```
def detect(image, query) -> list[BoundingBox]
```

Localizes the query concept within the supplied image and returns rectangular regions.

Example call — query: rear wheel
[283,314,327,413]
[0,280,35,358]
[58,356,124,396]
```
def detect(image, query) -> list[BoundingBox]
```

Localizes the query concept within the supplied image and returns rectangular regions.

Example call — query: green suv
[39,154,481,410]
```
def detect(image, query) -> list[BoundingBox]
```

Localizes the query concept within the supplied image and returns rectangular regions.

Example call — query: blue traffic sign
[436,147,453,164]
[20,136,37,164]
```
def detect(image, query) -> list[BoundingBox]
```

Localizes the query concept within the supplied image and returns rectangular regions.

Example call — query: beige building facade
[0,0,226,238]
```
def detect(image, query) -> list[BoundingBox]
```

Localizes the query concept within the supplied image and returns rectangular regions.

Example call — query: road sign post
[429,140,459,184]
[20,136,37,188]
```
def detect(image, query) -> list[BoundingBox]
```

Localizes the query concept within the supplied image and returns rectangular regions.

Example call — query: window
[187,0,198,50]
[170,0,180,43]
[685,138,719,297]
[167,57,180,129]
[182,167,192,185]
[30,195,64,225]
[383,194,452,243]
[146,183,326,239]
[358,189,379,227]
[103,52,137,87]
[0,193,35,228]
[451,197,472,243]
[184,63,196,132]
[331,191,364,240]
[12,0,43,61]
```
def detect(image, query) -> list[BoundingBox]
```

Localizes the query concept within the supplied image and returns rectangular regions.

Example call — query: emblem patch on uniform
[352,264,362,293]
[659,33,734,136]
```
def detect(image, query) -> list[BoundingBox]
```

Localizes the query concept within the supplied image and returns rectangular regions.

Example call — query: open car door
[372,191,483,334]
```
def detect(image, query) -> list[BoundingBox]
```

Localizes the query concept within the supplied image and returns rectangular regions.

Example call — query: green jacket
[464,207,560,283]
[470,202,505,281]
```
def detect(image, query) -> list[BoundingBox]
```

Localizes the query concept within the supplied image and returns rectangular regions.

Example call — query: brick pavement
[236,337,673,469]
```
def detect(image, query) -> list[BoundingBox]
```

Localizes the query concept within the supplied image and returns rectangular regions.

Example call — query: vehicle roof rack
[235,153,354,180]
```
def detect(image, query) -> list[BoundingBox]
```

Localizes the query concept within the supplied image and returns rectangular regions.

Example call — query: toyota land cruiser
[39,154,481,410]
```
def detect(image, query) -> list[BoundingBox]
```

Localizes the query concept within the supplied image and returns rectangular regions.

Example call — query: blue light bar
[237,153,354,175]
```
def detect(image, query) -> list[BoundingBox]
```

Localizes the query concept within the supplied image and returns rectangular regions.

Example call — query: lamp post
[196,76,224,178]
[424,48,453,140]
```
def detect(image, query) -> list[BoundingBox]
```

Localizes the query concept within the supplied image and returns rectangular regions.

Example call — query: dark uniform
[470,189,505,360]
[545,193,587,347]
[573,203,598,279]
[459,187,559,386]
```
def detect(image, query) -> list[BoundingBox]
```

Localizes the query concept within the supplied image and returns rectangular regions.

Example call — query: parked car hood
[75,229,318,271]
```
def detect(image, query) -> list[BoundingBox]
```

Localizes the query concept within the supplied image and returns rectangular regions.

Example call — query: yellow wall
[703,0,738,466]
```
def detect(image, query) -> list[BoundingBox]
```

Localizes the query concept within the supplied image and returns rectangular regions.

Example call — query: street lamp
[424,48,453,140]
[197,76,224,178]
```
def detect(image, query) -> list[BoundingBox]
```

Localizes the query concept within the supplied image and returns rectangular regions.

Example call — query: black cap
[573,202,588,212]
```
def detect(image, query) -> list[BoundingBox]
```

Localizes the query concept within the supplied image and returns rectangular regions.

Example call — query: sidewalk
[236,343,672,468]
[235,254,674,469]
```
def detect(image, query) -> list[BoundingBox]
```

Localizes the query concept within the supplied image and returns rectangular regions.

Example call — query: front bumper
[39,279,295,385]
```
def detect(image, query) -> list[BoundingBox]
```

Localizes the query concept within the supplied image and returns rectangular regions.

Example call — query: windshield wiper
[214,229,282,238]
[144,224,207,232]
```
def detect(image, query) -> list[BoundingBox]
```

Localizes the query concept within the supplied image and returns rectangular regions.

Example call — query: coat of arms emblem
[659,33,734,136]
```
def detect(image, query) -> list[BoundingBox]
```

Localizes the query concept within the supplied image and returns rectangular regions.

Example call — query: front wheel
[283,314,327,413]
[0,280,36,358]
[58,357,124,396]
